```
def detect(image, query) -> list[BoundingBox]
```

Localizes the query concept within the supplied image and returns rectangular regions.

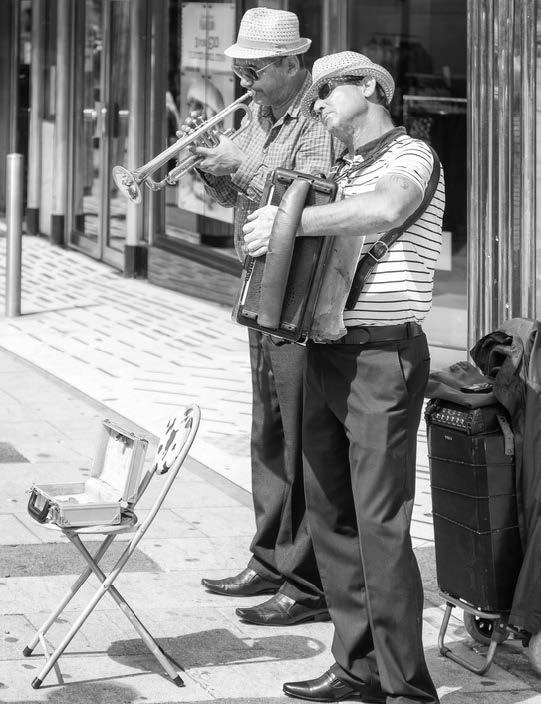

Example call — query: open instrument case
[27,420,148,527]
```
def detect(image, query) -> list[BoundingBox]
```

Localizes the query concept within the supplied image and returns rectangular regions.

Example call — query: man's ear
[361,76,377,99]
[285,55,300,75]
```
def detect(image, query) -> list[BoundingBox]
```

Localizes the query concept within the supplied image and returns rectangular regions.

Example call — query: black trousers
[303,331,439,703]
[247,329,323,604]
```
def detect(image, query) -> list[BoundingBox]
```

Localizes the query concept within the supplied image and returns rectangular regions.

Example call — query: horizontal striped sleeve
[383,141,433,193]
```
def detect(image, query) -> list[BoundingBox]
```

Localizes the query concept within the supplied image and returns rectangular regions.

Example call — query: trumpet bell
[112,165,142,204]
[112,92,252,203]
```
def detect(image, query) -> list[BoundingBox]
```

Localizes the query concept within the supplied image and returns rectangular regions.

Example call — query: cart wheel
[463,612,508,646]
[527,631,541,675]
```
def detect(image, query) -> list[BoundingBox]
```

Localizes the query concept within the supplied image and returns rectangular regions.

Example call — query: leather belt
[333,321,423,345]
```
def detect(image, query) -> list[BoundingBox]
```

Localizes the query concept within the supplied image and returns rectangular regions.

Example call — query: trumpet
[112,92,252,204]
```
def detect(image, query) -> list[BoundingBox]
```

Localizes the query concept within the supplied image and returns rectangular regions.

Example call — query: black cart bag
[425,361,522,612]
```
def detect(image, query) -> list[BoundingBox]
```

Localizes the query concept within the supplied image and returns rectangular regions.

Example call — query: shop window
[282,0,323,71]
[348,0,468,348]
[165,0,238,251]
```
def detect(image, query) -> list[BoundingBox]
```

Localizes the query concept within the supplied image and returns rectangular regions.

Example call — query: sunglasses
[310,76,363,116]
[232,58,281,83]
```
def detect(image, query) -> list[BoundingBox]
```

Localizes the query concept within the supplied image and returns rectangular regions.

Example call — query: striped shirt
[199,72,336,260]
[332,129,445,326]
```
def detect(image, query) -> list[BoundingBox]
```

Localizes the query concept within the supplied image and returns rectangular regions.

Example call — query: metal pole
[5,153,23,317]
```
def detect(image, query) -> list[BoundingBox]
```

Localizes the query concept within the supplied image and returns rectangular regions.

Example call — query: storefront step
[148,243,241,308]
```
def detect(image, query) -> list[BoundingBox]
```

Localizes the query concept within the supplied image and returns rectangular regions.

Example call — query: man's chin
[250,92,269,106]
[321,114,339,134]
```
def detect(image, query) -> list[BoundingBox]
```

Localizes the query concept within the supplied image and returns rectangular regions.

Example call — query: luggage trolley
[425,393,541,675]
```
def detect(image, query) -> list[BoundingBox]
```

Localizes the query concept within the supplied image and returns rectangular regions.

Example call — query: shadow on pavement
[19,683,290,704]
[107,627,327,668]
[8,681,143,704]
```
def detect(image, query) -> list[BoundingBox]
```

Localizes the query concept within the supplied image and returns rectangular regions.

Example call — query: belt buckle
[348,328,370,344]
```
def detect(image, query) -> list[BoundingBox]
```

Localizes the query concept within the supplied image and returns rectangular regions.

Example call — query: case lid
[90,420,148,503]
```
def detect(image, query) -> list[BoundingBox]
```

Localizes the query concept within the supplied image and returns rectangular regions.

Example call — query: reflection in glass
[71,0,130,261]
[72,0,102,247]
[106,0,130,253]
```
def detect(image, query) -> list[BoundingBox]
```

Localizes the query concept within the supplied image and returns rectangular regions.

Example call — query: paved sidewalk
[1,348,540,704]
[1,234,540,702]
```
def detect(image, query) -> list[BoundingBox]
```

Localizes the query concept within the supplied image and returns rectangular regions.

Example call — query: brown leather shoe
[283,668,385,702]
[201,568,279,596]
[236,592,330,626]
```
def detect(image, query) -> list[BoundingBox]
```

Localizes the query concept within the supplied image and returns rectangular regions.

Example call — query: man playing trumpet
[189,7,336,627]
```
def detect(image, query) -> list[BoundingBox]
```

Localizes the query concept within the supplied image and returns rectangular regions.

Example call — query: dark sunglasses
[310,76,363,116]
[232,58,281,83]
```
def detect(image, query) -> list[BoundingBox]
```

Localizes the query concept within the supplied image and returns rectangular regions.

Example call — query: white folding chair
[24,405,201,689]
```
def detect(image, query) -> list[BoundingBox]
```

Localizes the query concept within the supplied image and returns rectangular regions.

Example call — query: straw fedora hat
[224,7,311,59]
[301,51,395,117]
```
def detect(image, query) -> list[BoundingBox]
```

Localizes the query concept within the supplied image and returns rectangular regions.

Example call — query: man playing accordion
[244,51,445,704]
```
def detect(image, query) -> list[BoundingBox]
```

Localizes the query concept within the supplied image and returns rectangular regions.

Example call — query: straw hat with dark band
[224,7,311,59]
[301,51,395,118]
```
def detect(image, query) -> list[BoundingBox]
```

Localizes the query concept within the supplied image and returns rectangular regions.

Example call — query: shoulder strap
[345,146,441,311]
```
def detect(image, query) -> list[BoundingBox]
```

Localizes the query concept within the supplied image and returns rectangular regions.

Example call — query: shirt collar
[338,126,406,163]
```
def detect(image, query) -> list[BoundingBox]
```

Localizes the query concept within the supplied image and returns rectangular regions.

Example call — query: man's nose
[313,98,325,116]
[239,75,254,90]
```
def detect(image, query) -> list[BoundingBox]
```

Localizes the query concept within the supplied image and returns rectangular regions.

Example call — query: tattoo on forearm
[389,175,412,191]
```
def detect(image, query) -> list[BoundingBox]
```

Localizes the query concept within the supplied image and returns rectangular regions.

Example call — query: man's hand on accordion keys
[243,205,279,257]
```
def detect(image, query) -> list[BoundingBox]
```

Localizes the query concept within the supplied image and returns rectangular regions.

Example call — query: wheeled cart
[425,395,541,675]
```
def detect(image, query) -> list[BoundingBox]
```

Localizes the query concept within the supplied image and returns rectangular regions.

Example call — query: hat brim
[224,38,311,59]
[300,65,394,118]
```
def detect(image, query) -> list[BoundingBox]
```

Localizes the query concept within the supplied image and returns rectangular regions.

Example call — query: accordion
[234,168,338,343]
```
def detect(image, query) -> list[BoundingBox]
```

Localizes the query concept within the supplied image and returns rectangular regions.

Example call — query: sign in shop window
[174,2,236,223]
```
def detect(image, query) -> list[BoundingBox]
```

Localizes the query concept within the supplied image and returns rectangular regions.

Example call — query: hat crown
[300,51,396,118]
[239,7,300,43]
[224,7,311,59]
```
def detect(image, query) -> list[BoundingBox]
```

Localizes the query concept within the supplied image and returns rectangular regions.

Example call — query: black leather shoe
[283,668,385,702]
[236,592,330,626]
[201,568,279,596]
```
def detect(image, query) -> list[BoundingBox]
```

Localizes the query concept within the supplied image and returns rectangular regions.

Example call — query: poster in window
[176,2,236,222]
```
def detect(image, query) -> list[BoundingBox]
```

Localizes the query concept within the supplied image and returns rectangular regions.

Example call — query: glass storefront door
[70,0,131,269]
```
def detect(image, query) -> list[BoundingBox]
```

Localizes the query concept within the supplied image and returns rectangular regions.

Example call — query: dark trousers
[303,332,438,703]
[247,329,323,605]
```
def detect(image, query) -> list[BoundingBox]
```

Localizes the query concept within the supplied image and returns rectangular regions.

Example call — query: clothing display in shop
[361,34,433,79]
[404,96,467,241]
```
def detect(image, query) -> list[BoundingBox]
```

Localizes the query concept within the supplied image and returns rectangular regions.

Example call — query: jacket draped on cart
[471,317,541,636]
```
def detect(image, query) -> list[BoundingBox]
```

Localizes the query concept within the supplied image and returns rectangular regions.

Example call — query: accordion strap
[345,146,441,311]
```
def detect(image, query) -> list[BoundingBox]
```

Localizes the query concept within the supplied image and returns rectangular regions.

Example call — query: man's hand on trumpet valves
[176,114,221,147]
[191,134,245,176]
[176,113,245,177]
[242,205,279,257]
